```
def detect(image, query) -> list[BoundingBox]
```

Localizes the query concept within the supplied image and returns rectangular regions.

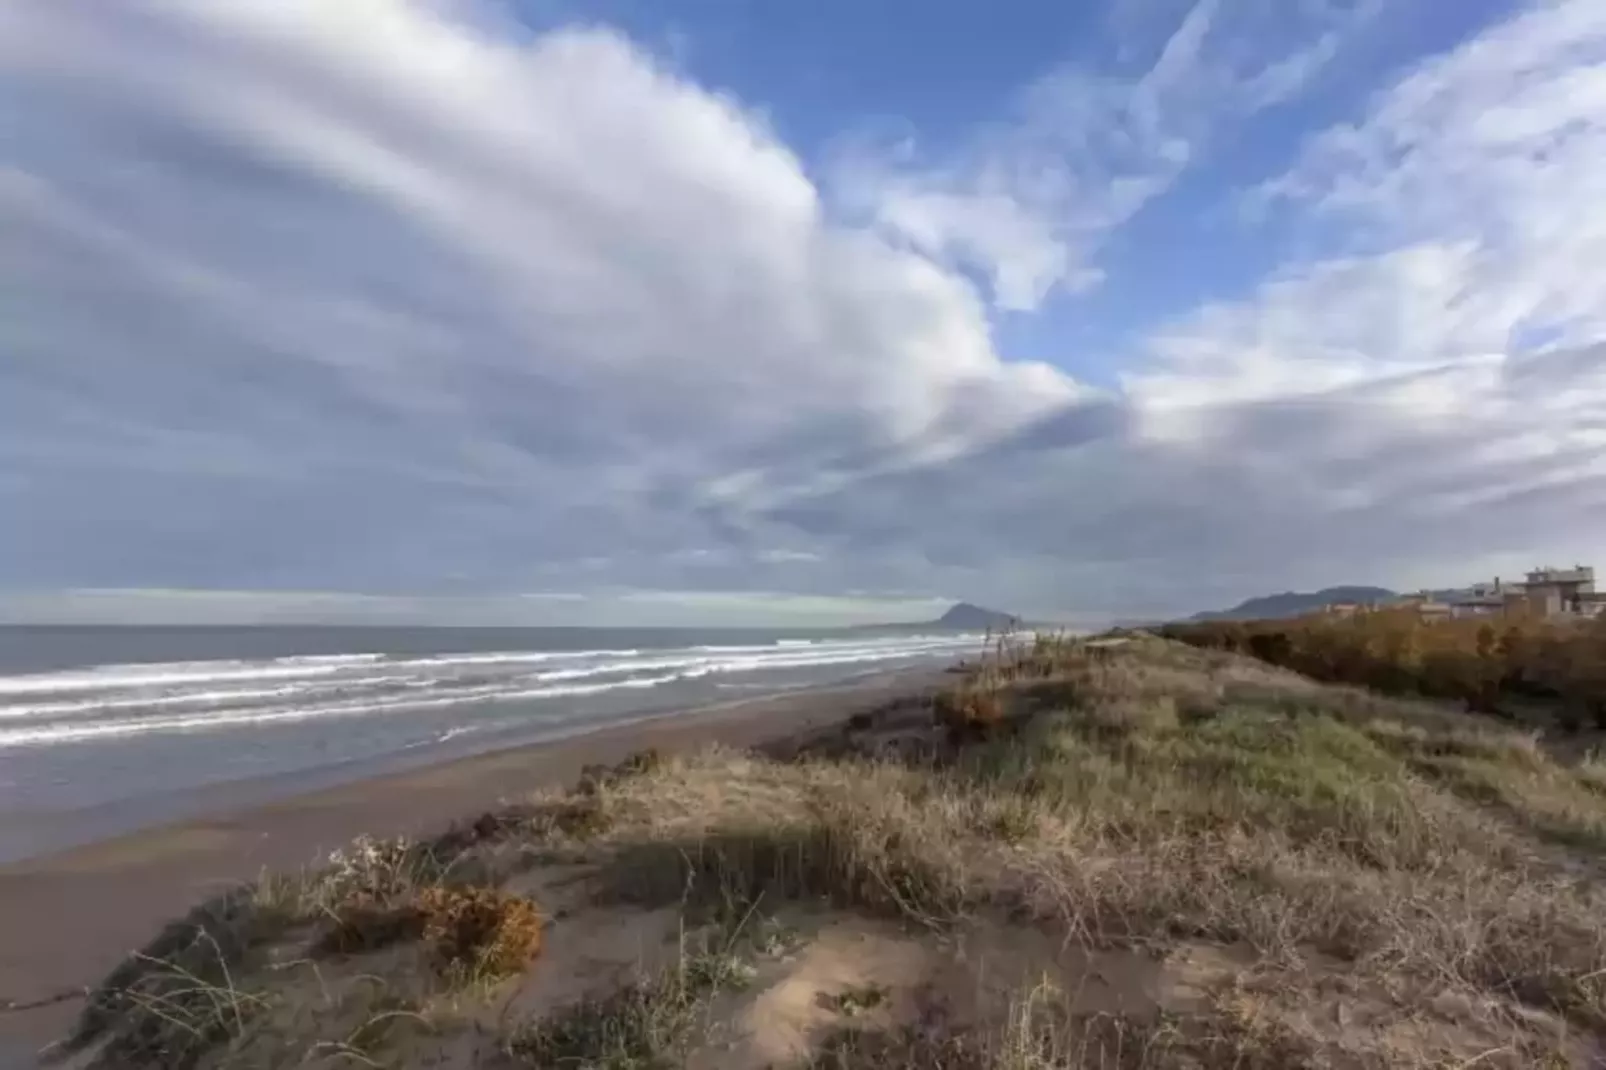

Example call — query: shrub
[1163,610,1606,725]
[417,885,544,982]
[318,881,544,984]
[934,687,1006,742]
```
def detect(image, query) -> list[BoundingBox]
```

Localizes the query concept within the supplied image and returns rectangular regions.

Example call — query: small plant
[505,943,752,1067]
[682,949,757,991]
[935,687,1006,742]
[64,892,278,1070]
[986,799,1039,844]
[579,747,668,796]
[315,882,544,983]
[416,885,544,982]
[617,746,666,777]
[322,835,418,904]
[753,917,807,958]
[317,896,428,956]
[820,982,888,1018]
[545,797,614,839]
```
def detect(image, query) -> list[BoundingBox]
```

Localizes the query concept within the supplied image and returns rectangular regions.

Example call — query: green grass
[960,698,1493,872]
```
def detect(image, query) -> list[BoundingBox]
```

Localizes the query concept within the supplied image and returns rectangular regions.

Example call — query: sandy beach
[0,667,946,1061]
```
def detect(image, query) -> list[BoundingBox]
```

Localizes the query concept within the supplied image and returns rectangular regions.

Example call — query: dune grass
[53,633,1606,1068]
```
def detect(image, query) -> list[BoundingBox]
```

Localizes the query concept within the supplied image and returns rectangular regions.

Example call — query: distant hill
[1190,586,1398,622]
[935,602,1020,630]
[849,602,1022,634]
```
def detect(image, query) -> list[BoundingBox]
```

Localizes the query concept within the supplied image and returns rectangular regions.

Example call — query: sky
[3,0,1606,627]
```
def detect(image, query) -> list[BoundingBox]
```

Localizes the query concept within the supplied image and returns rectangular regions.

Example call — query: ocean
[0,625,980,862]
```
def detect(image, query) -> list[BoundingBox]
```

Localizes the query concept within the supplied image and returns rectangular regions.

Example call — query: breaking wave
[0,634,978,749]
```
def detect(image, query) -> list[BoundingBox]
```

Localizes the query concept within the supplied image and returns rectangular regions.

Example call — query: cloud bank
[3,0,1604,624]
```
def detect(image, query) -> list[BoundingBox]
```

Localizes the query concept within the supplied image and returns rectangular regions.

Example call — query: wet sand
[0,668,947,1062]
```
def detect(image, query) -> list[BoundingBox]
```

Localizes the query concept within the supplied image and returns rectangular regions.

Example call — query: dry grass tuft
[935,687,1008,742]
[800,988,1322,1069]
[316,894,428,957]
[583,757,980,931]
[502,933,753,1068]
[60,886,291,1070]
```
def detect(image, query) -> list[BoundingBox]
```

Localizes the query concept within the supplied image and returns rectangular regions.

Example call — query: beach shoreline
[0,665,949,1058]
[0,672,924,867]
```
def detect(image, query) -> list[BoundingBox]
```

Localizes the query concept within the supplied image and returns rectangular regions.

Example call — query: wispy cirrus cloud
[774,0,1606,614]
[830,0,1379,311]
[1136,0,1606,412]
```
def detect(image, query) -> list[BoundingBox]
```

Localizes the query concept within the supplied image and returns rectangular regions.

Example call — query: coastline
[0,671,926,867]
[0,665,949,1056]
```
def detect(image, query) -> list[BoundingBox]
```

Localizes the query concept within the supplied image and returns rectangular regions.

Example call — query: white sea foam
[0,633,980,750]
[0,671,692,747]
[0,675,421,720]
[0,655,386,696]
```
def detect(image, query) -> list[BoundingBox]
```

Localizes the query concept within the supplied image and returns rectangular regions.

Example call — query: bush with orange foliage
[319,882,543,982]
[1162,608,1606,729]
[416,885,544,982]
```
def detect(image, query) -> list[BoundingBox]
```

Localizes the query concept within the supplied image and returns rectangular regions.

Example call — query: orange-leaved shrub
[1163,608,1606,729]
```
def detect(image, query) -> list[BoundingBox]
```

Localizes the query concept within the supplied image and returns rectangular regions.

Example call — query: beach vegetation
[54,632,1606,1068]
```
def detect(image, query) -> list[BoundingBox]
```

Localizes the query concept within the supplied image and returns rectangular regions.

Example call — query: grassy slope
[47,636,1606,1069]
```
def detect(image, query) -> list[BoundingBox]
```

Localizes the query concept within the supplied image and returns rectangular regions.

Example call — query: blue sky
[526,0,1519,383]
[3,0,1605,626]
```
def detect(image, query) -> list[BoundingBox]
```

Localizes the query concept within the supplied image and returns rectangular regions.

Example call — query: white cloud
[0,0,1079,607]
[832,0,1376,311]
[1132,0,1606,411]
[777,0,1606,615]
[3,0,1606,625]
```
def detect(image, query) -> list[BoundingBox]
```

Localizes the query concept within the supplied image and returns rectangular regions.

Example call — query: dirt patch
[678,913,1601,1069]
[501,904,684,1023]
[689,918,938,1068]
[685,917,1202,1070]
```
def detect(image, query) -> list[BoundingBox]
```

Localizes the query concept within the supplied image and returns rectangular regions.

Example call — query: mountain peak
[937,602,1020,629]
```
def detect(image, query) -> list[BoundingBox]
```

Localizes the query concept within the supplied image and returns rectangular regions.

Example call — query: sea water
[0,625,979,861]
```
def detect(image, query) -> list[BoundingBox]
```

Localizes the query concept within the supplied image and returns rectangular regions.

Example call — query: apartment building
[1446,566,1606,619]
[1522,566,1602,617]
